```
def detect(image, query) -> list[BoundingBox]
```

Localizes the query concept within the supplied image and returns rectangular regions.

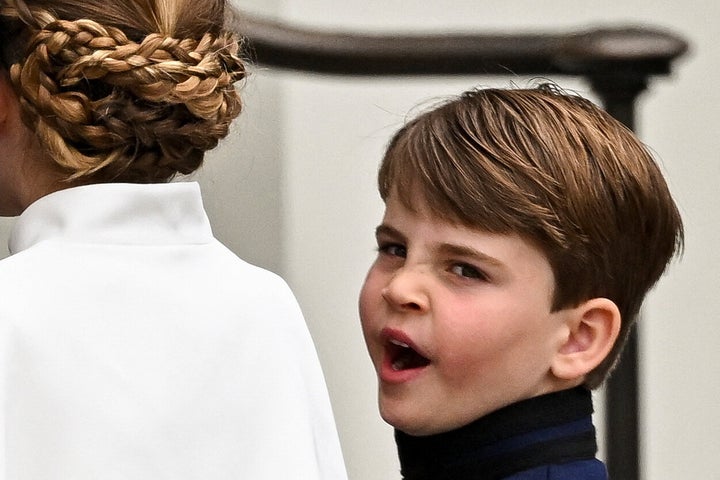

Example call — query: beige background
[1,1,717,479]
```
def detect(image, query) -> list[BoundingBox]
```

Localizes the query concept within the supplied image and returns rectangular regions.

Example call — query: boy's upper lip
[381,327,429,359]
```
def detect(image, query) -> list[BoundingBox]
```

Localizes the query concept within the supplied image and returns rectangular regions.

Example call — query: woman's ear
[0,75,9,125]
[550,298,621,382]
[0,70,17,126]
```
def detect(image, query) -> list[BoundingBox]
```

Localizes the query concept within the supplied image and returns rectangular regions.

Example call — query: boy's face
[359,192,574,436]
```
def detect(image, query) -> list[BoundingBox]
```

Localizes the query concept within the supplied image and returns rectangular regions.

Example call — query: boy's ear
[550,298,621,382]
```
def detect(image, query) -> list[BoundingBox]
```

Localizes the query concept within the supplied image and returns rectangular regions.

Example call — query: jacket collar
[395,387,599,480]
[9,182,213,254]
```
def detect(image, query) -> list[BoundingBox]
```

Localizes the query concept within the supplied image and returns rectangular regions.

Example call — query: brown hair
[379,84,683,388]
[0,0,247,182]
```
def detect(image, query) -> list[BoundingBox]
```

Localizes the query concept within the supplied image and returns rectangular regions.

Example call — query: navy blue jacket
[506,459,607,479]
[395,387,607,480]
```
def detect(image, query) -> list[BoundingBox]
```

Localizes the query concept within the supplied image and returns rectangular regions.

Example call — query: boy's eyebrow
[374,224,405,240]
[436,243,506,268]
[375,224,505,268]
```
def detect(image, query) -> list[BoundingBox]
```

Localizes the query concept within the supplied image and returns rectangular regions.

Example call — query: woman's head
[0,0,247,184]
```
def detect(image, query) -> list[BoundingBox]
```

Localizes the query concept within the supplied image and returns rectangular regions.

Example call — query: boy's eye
[379,243,407,258]
[450,263,486,280]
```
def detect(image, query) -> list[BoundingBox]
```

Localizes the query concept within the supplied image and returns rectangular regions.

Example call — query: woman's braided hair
[0,0,247,182]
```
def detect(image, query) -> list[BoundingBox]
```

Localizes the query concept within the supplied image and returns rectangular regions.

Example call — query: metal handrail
[236,13,688,77]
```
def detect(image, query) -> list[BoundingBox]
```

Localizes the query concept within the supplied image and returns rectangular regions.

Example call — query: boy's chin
[387,420,464,437]
[379,405,430,436]
[385,420,436,437]
[380,407,467,437]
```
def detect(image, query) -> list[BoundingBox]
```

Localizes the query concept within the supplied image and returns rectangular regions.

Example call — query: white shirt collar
[9,182,214,254]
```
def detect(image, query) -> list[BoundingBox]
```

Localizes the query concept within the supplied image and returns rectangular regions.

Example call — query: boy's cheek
[358,274,383,324]
[358,287,380,345]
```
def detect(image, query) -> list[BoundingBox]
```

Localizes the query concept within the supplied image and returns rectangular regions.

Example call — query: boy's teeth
[392,358,408,371]
[390,339,410,348]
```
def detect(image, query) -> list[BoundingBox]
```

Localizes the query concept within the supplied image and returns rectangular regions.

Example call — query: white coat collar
[9,182,214,254]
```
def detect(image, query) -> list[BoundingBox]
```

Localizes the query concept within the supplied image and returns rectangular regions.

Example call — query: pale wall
[0,1,717,479]
[227,1,719,479]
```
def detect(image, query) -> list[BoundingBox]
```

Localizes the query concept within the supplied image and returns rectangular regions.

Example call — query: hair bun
[6,7,247,182]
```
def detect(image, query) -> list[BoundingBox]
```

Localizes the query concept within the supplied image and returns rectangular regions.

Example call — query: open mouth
[387,338,431,371]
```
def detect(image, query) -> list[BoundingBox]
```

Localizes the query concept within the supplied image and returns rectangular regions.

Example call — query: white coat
[0,182,347,480]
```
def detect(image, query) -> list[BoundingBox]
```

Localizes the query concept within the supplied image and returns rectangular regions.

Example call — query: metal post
[590,73,648,480]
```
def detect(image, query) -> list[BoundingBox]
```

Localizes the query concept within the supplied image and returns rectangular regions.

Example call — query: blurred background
[1,1,717,479]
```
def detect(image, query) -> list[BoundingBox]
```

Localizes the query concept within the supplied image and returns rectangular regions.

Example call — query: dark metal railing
[235,13,688,480]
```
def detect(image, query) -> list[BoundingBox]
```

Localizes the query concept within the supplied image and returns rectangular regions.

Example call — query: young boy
[359,84,683,480]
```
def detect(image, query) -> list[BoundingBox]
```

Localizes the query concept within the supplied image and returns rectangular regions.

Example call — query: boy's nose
[380,268,429,313]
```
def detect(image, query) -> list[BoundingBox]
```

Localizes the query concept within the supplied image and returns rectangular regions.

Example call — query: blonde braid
[2,1,246,182]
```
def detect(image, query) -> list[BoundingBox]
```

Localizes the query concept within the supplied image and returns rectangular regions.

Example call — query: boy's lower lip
[379,353,428,384]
